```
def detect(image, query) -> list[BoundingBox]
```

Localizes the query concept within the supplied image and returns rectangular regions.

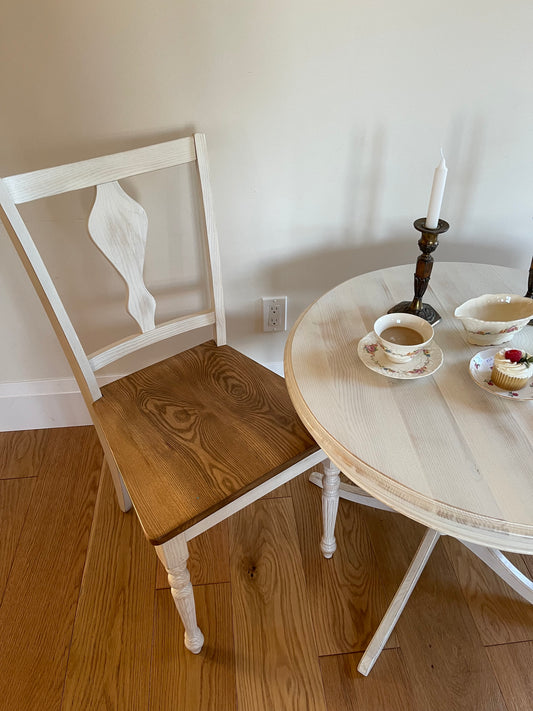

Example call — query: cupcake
[491,349,533,391]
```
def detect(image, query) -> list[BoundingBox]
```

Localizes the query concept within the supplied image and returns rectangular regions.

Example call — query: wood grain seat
[94,340,319,545]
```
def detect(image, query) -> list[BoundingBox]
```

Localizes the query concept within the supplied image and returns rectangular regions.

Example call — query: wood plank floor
[1,426,532,710]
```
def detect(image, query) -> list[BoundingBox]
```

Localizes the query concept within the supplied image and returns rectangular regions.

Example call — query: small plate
[357,332,443,379]
[469,348,533,400]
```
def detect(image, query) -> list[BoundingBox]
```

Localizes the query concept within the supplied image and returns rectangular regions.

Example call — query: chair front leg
[155,535,204,654]
[320,459,341,558]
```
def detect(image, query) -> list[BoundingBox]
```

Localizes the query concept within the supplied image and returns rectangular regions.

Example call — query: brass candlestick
[525,255,533,325]
[388,217,449,325]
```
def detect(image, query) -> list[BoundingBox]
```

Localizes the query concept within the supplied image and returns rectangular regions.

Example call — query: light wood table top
[284,263,533,554]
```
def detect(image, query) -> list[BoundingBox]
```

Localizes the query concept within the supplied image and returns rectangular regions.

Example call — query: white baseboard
[263,361,284,377]
[0,376,115,431]
[0,362,284,432]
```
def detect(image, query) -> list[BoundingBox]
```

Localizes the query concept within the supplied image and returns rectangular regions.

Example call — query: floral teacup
[373,313,434,364]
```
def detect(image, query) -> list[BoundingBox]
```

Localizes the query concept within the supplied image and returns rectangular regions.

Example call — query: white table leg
[357,527,441,676]
[309,466,395,559]
[459,540,533,604]
[317,459,341,558]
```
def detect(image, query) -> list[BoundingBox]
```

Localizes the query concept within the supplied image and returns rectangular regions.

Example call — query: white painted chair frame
[0,133,338,653]
[157,448,331,652]
[312,473,533,675]
[0,134,227,514]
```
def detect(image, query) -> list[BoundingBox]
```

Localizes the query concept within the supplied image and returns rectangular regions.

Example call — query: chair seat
[92,340,318,545]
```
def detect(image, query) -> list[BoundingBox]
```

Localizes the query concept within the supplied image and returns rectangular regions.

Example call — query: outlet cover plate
[262,296,287,332]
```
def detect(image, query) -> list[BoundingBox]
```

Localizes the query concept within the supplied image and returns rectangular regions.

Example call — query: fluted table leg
[320,459,341,559]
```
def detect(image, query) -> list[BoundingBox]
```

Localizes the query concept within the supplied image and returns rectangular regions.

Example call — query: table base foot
[459,540,533,604]
[357,528,441,676]
[357,530,533,676]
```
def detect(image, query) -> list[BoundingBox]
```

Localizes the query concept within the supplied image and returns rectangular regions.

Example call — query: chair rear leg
[155,535,204,653]
[101,456,132,513]
[94,422,132,512]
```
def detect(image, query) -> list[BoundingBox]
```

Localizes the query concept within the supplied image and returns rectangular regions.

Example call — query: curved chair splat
[89,180,156,332]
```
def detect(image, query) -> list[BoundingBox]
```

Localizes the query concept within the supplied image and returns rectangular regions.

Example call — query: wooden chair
[0,133,335,653]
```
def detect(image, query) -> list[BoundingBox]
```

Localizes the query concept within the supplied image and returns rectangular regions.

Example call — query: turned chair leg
[155,535,204,654]
[320,459,341,558]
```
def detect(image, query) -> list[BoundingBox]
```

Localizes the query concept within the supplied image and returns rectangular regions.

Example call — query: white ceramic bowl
[454,293,533,346]
[373,313,434,363]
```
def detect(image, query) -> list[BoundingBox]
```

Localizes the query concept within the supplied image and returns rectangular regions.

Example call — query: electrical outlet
[262,296,287,332]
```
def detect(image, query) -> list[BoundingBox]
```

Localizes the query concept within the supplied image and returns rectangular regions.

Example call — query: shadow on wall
[267,236,414,299]
[213,236,528,365]
[265,235,521,305]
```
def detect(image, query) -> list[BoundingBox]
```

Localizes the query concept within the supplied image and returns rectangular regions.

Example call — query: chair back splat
[0,132,325,654]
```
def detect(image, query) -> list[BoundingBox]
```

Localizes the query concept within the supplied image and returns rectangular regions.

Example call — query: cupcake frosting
[493,349,532,379]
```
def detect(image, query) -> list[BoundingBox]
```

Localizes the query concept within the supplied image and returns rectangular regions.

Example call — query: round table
[284,262,533,552]
[284,262,533,673]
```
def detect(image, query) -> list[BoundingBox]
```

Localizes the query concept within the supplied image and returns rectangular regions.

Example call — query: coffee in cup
[373,313,433,363]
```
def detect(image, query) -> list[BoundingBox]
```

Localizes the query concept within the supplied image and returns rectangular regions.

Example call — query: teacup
[374,313,434,363]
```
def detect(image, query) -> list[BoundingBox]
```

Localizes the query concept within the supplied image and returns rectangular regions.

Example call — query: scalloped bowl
[454,293,533,345]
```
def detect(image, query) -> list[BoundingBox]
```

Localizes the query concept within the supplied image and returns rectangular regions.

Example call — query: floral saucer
[469,348,533,400]
[357,332,443,380]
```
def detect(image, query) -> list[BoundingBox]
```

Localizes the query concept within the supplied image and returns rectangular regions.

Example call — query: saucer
[357,332,443,380]
[469,348,533,400]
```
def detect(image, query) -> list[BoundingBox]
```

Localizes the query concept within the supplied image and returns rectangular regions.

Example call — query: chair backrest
[0,133,226,405]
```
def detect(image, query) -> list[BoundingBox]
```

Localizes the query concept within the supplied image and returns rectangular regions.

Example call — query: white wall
[1,1,532,425]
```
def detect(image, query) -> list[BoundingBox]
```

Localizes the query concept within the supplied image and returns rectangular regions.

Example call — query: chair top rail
[3,136,196,204]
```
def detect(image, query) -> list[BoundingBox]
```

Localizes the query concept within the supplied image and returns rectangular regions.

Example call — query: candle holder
[388,217,449,325]
[525,255,533,325]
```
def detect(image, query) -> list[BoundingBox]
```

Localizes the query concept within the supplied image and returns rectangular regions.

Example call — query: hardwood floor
[0,426,531,710]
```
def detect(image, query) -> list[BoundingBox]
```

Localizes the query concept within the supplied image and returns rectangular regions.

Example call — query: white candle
[425,151,448,229]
